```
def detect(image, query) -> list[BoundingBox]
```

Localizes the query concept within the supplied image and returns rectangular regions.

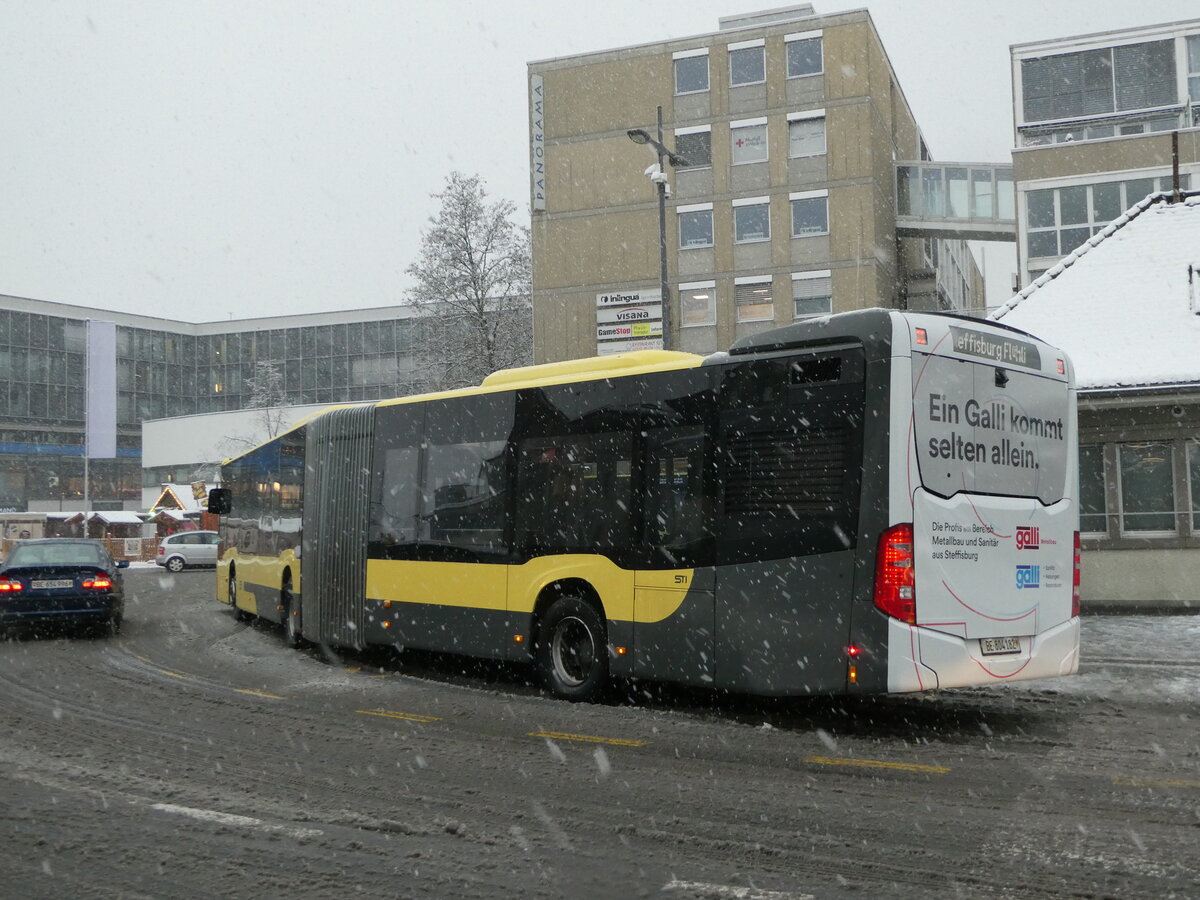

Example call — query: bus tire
[228,570,250,622]
[281,576,302,648]
[536,595,609,702]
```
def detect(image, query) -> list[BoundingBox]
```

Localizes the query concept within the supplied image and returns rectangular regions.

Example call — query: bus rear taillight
[874,523,916,624]
[1072,531,1081,618]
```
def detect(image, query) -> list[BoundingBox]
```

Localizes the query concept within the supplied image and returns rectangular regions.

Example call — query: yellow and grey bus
[210,309,1081,701]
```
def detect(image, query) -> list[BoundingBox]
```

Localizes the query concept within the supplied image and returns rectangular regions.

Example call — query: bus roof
[376,348,704,408]
[221,350,704,465]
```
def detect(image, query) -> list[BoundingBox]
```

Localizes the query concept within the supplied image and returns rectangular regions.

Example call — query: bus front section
[880,313,1080,693]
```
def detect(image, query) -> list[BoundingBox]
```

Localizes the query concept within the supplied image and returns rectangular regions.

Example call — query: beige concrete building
[1011,18,1200,286]
[527,5,984,363]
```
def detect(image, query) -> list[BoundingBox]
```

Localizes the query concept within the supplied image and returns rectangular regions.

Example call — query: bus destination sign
[949,326,1041,370]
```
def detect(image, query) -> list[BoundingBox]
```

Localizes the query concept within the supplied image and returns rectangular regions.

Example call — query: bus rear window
[912,353,1069,504]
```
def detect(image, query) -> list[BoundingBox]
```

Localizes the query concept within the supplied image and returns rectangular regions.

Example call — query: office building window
[678,205,714,249]
[1025,175,1189,260]
[1119,442,1175,533]
[674,127,712,168]
[790,191,829,237]
[679,282,716,327]
[1079,444,1107,534]
[729,41,765,86]
[731,120,768,165]
[1113,40,1176,112]
[786,34,823,78]
[792,271,832,318]
[733,198,770,243]
[1021,39,1176,124]
[674,50,709,95]
[788,112,826,157]
[735,278,774,322]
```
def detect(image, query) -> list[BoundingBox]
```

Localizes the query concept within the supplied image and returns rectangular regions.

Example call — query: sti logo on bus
[1015,526,1040,550]
[1015,565,1041,589]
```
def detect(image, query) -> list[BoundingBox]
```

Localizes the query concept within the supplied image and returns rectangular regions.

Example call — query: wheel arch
[531,578,606,648]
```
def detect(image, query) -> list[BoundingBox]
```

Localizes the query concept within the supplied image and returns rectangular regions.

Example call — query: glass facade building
[1011,19,1200,286]
[0,295,431,512]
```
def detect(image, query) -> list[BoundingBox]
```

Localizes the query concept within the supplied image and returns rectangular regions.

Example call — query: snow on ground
[128,567,1198,706]
[1008,615,1200,704]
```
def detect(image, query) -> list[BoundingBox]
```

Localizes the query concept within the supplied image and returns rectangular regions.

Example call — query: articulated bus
[209,309,1080,701]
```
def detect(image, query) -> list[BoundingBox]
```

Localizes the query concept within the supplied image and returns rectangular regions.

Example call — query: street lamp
[627,105,688,351]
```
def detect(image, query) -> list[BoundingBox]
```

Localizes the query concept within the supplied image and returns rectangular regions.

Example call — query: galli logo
[1015,565,1041,589]
[1015,526,1040,550]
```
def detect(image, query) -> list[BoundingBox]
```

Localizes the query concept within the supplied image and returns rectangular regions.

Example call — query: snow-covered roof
[88,511,147,525]
[150,483,208,513]
[991,191,1200,391]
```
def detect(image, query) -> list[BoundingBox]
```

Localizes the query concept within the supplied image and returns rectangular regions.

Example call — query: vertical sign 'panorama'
[530,74,545,211]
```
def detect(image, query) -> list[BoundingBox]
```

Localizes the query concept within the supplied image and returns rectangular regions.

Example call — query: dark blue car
[0,539,128,635]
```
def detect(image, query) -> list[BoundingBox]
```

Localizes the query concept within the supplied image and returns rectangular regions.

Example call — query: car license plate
[32,579,74,589]
[980,636,1021,656]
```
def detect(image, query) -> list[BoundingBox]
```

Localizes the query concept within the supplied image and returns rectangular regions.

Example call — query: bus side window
[372,446,422,549]
[643,428,710,553]
[517,433,633,551]
[423,440,509,552]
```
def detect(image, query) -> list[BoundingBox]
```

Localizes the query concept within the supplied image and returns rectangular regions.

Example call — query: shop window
[1079,444,1107,534]
[1118,442,1175,533]
[1189,440,1200,532]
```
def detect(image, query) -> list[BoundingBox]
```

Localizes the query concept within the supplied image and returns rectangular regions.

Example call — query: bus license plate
[980,637,1021,656]
[32,579,74,589]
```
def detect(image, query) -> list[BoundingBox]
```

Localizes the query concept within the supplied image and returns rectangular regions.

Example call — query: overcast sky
[1,0,1196,322]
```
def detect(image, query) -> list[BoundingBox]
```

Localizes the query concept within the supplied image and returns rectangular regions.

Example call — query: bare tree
[407,172,532,391]
[243,360,292,439]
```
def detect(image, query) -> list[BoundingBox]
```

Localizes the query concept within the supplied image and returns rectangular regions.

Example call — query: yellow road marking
[805,755,950,775]
[234,689,285,700]
[356,709,441,723]
[1114,775,1200,790]
[529,731,650,748]
[126,651,190,683]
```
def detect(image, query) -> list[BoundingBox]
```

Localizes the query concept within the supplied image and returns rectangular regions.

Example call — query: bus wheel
[282,577,302,648]
[536,596,609,702]
[229,571,250,622]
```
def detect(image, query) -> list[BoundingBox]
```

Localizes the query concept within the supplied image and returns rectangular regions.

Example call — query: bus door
[633,428,715,686]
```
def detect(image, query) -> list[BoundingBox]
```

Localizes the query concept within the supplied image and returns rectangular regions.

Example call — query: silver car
[155,530,219,572]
